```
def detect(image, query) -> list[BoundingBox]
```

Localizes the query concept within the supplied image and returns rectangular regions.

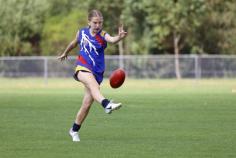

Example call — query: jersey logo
[100,31,106,37]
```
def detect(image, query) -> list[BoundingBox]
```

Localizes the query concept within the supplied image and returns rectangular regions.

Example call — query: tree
[123,0,206,78]
[0,0,49,56]
[196,0,236,54]
[41,10,87,55]
[122,0,151,55]
[161,0,206,78]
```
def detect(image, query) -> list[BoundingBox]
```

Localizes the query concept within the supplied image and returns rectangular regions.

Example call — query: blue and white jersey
[76,27,107,74]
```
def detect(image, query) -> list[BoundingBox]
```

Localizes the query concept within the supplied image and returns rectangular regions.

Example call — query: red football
[109,68,126,88]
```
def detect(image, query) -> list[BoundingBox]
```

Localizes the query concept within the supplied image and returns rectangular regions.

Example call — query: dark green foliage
[0,0,236,56]
[0,0,49,56]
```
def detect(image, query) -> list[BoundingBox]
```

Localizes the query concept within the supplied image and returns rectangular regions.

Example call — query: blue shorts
[73,65,104,84]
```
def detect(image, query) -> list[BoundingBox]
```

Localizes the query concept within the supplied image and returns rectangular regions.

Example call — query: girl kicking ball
[58,9,127,142]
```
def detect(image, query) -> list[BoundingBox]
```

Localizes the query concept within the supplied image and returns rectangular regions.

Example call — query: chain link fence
[0,55,236,80]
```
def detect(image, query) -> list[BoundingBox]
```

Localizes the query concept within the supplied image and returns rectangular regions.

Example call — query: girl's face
[88,16,103,35]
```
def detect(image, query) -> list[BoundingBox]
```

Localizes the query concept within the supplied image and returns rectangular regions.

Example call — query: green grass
[0,78,236,158]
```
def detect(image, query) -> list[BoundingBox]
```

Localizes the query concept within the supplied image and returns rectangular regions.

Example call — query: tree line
[0,0,236,56]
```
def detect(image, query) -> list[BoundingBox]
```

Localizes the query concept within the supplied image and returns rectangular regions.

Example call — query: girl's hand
[57,52,68,61]
[118,24,127,39]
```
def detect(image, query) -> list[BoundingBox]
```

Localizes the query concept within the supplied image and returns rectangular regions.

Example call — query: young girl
[58,9,127,142]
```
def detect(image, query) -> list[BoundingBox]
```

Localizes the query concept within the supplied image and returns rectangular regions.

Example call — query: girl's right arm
[58,30,80,61]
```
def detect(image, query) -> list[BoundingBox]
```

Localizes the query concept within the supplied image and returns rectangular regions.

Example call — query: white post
[44,57,48,85]
[194,55,201,79]
[194,55,198,79]
[118,41,124,69]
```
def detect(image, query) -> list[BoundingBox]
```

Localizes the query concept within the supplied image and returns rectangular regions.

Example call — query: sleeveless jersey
[76,27,107,74]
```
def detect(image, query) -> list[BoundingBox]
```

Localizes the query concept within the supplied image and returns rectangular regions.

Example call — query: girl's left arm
[105,25,127,44]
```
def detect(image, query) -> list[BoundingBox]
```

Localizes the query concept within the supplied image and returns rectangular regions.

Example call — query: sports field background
[0,78,236,158]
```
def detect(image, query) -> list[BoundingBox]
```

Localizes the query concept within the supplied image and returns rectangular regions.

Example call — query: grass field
[0,78,236,158]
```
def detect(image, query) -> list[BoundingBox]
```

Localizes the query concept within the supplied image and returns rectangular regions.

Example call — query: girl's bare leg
[77,71,105,103]
[75,86,94,125]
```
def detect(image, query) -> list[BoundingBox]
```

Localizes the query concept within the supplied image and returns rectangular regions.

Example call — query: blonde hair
[88,9,103,21]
